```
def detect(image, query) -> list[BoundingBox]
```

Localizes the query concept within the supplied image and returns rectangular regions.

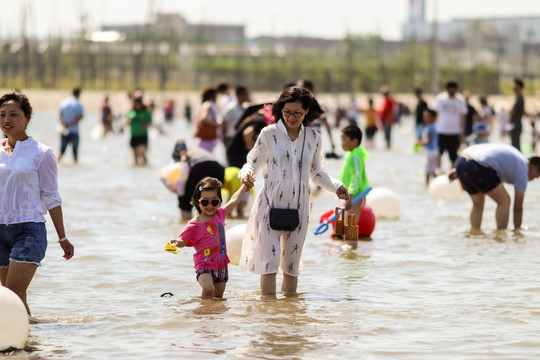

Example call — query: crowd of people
[2,77,540,310]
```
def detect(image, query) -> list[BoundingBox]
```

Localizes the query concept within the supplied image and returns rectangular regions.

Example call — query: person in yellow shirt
[361,98,378,149]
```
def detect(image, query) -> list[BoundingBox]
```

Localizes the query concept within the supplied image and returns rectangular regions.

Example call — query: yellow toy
[164,242,180,254]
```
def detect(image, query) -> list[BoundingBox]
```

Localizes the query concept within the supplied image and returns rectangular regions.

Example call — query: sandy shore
[1,88,538,116]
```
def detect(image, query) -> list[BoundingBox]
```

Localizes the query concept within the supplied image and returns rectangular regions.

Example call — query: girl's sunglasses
[199,198,220,207]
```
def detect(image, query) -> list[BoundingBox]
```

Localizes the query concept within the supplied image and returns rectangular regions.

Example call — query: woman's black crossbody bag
[266,129,306,231]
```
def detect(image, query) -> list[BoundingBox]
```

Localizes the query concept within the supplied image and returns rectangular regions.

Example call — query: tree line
[0,34,532,95]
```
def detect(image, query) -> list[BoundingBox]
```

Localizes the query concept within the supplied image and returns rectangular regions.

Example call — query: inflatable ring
[159,162,190,195]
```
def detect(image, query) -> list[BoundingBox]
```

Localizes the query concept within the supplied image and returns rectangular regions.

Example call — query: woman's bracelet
[58,236,69,243]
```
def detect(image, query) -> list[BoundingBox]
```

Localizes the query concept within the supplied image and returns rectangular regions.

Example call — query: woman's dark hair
[341,124,363,146]
[0,91,33,119]
[132,97,147,111]
[171,139,187,162]
[191,177,223,214]
[271,86,324,126]
[201,87,217,103]
[445,81,459,89]
[216,82,229,93]
[529,156,540,172]
[479,95,487,105]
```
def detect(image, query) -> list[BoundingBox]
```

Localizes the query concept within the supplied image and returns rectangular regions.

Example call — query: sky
[2,0,540,41]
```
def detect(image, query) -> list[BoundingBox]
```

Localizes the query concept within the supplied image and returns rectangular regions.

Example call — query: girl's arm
[223,183,249,214]
[168,237,189,248]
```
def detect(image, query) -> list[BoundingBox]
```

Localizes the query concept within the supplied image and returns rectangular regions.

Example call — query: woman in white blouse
[239,86,349,297]
[0,91,74,315]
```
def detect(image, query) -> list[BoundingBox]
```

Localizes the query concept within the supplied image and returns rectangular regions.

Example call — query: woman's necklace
[5,136,28,154]
[287,129,300,141]
[4,142,14,155]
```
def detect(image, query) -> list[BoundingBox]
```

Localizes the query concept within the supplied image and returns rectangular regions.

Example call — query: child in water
[168,176,250,298]
[338,125,370,238]
[416,108,439,185]
[470,116,490,144]
[361,98,378,149]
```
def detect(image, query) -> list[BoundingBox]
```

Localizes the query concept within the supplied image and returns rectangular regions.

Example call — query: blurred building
[102,13,244,44]
[402,0,540,55]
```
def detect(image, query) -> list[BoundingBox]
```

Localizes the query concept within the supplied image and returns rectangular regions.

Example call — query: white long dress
[238,121,342,276]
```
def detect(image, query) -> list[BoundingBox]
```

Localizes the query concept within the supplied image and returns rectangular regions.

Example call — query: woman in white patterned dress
[239,86,349,296]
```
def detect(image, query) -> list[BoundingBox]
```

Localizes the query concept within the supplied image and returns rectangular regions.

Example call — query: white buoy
[366,187,400,220]
[0,286,29,351]
[226,223,247,266]
[428,174,463,202]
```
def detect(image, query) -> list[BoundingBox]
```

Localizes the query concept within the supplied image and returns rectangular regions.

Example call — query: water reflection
[192,298,229,316]
[242,298,323,359]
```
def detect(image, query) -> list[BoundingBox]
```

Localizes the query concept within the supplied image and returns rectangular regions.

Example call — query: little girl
[169,176,250,299]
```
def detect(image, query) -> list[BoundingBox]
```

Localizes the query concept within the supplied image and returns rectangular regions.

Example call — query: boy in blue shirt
[417,109,439,185]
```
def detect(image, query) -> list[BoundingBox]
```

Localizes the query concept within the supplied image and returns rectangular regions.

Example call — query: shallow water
[4,107,540,360]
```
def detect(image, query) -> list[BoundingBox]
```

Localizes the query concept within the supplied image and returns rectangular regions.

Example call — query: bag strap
[264,127,306,210]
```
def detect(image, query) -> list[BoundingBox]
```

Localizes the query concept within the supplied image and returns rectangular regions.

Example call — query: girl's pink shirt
[179,208,230,271]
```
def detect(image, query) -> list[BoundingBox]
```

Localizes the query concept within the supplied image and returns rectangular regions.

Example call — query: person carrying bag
[238,86,349,297]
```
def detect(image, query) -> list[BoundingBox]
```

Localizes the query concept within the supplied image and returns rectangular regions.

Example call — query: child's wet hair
[191,177,223,214]
[425,108,437,118]
[341,124,363,146]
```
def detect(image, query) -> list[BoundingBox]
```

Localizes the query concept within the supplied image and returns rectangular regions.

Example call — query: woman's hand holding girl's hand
[241,171,255,189]
[336,185,350,201]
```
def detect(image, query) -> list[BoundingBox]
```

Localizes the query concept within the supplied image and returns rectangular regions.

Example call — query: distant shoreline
[1,88,538,116]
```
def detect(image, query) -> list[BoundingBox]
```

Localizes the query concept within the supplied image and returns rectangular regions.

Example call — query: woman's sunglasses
[199,198,220,207]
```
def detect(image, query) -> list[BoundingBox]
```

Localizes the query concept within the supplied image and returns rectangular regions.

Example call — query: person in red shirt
[378,86,397,149]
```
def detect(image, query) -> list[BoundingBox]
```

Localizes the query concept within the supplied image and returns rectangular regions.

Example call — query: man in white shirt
[434,81,467,168]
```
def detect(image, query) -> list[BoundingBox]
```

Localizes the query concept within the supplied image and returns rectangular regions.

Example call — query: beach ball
[158,162,190,195]
[0,286,29,351]
[226,223,247,266]
[366,187,400,220]
[428,175,462,202]
[358,205,376,237]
